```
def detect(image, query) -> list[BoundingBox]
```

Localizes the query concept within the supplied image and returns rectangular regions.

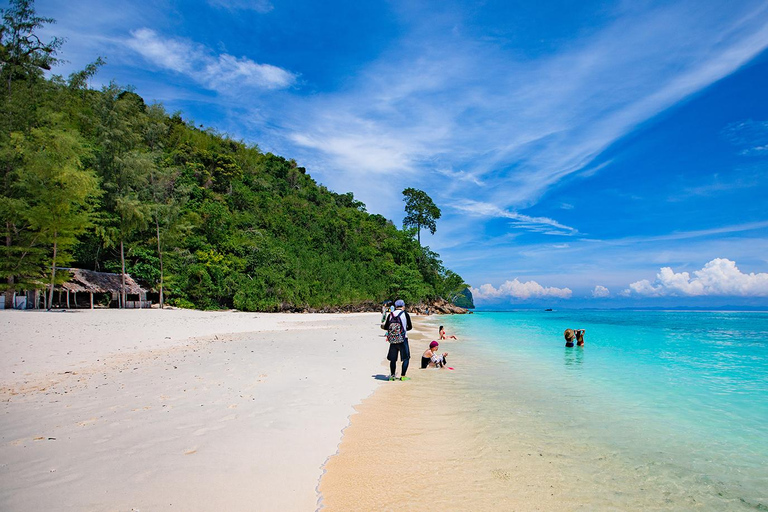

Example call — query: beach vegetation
[0,0,473,311]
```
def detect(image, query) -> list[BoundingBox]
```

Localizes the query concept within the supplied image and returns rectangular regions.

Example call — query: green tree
[14,124,99,309]
[0,0,62,94]
[402,187,441,245]
[92,84,152,307]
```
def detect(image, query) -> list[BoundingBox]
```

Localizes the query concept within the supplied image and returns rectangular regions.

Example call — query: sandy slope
[0,309,387,511]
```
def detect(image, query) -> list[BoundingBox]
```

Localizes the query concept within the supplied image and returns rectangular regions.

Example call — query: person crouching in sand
[421,341,449,368]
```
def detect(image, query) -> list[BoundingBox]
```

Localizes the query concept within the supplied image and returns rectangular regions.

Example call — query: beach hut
[56,268,150,309]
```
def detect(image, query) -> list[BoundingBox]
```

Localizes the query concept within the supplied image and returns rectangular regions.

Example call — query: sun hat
[395,299,405,307]
[429,341,439,348]
[564,328,575,341]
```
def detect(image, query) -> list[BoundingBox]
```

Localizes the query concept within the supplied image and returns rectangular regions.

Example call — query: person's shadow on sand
[372,374,392,381]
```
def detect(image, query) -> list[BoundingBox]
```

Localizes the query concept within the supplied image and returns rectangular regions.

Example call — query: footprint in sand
[492,469,512,481]
[192,424,226,436]
[77,418,97,427]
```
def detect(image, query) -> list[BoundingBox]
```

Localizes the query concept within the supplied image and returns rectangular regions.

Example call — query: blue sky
[30,0,768,307]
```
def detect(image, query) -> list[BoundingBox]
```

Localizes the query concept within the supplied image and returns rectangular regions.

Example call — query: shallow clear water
[439,310,768,510]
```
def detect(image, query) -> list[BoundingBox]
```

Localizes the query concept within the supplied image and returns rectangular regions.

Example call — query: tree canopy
[402,187,441,245]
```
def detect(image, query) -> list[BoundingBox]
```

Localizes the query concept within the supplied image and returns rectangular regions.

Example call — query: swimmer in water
[439,325,457,340]
[564,328,585,347]
[564,329,575,347]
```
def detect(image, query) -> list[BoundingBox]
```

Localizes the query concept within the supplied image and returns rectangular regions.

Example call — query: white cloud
[723,119,768,155]
[624,258,768,297]
[591,220,768,245]
[472,279,572,301]
[125,29,295,92]
[207,0,273,12]
[279,2,768,219]
[435,168,485,186]
[452,200,577,236]
[592,285,610,298]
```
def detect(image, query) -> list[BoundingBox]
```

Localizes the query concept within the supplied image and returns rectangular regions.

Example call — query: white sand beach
[0,309,388,511]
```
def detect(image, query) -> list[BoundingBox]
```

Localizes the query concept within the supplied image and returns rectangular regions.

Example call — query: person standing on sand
[384,299,412,381]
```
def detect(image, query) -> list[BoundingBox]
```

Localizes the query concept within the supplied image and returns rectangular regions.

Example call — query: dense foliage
[0,0,471,311]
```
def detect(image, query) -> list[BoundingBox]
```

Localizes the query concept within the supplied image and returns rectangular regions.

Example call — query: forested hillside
[0,0,471,311]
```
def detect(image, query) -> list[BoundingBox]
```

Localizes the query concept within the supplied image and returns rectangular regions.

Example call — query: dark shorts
[387,340,410,362]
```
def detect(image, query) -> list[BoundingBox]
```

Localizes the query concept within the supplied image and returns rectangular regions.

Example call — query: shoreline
[0,309,387,511]
[317,315,585,511]
[320,311,768,511]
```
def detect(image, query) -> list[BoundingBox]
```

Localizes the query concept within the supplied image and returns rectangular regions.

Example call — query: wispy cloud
[435,168,485,186]
[125,29,295,93]
[452,199,577,236]
[207,0,273,13]
[624,258,768,297]
[668,172,760,202]
[589,220,768,245]
[722,119,768,155]
[282,1,768,220]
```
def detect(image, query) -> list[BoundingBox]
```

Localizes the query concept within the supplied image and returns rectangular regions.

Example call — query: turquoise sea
[437,310,768,510]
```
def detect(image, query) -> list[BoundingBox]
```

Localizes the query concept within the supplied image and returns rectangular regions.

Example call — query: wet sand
[319,320,577,511]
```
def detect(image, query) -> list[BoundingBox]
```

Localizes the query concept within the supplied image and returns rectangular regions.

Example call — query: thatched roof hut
[59,268,146,295]
[55,268,148,308]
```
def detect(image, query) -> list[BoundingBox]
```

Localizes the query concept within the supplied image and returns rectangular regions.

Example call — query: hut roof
[58,268,146,294]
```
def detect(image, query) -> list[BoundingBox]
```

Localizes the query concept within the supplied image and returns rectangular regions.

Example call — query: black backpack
[386,312,405,344]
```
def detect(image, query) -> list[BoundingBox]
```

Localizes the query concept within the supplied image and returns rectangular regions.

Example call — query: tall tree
[15,124,99,309]
[93,84,151,307]
[0,0,62,94]
[402,187,441,245]
[0,0,61,307]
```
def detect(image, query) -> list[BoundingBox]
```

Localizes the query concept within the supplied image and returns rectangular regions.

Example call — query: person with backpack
[383,299,413,381]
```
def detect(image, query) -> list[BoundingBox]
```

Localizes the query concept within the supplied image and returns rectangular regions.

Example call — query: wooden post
[73,291,77,308]
[90,292,94,309]
[66,291,70,308]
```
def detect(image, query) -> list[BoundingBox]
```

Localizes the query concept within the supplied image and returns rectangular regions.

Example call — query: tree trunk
[5,223,14,309]
[156,216,164,308]
[4,276,14,310]
[47,238,58,311]
[120,239,126,308]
